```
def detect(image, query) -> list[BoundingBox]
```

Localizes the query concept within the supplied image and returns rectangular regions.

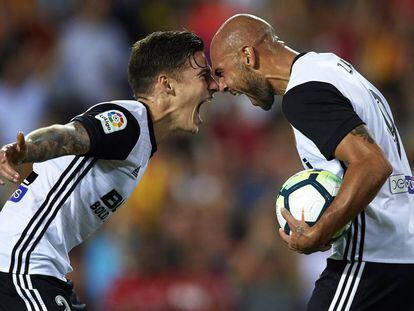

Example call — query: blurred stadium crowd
[1,0,413,310]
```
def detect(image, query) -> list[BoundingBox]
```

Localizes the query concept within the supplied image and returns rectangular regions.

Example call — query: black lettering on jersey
[369,89,401,159]
[90,201,100,210]
[101,189,124,212]
[337,59,353,74]
[89,201,109,221]
[89,189,125,221]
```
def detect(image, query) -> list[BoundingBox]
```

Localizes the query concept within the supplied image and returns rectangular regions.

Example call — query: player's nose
[208,78,219,94]
[218,79,228,92]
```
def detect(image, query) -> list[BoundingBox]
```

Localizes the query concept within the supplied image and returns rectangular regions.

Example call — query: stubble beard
[239,64,274,111]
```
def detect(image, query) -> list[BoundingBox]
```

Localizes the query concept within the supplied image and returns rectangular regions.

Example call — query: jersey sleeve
[282,81,364,160]
[71,103,140,160]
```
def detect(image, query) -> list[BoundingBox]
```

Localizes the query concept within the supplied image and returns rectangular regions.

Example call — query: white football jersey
[0,100,157,280]
[283,52,414,263]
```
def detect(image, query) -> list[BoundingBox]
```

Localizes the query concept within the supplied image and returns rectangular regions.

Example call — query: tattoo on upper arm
[23,122,90,163]
[350,125,374,144]
[64,122,90,155]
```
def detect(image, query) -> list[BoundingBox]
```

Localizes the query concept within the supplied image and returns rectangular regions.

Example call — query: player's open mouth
[194,97,212,125]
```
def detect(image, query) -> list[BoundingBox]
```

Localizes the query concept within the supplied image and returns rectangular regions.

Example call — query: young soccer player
[0,30,218,310]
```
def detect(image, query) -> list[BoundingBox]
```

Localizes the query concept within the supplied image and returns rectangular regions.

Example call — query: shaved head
[210,14,280,110]
[210,14,297,110]
[211,14,277,59]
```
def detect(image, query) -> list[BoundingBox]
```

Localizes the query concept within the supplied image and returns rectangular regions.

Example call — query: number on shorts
[55,295,71,311]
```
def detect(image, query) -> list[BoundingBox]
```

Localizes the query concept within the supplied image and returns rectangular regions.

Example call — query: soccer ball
[275,169,351,241]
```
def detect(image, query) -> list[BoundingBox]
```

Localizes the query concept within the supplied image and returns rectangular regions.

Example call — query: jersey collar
[290,52,308,74]
[142,103,158,158]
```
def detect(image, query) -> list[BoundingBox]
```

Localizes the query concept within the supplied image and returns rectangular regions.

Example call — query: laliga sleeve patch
[95,110,127,134]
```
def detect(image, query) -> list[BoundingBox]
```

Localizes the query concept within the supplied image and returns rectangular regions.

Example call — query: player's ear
[240,46,256,69]
[157,74,175,96]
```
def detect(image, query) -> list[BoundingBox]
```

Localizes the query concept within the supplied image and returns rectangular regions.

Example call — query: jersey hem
[0,267,67,282]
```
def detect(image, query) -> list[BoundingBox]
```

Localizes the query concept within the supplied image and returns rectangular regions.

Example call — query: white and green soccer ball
[275,169,351,241]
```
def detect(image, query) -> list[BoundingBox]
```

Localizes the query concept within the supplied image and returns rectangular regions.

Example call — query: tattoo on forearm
[23,123,90,163]
[65,122,90,155]
[350,125,375,144]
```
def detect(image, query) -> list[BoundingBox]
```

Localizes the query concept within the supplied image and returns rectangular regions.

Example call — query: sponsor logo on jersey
[90,189,125,221]
[389,174,414,194]
[95,110,127,134]
[9,185,28,203]
[8,172,38,203]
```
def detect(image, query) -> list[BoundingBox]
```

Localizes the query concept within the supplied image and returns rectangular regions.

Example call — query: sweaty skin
[210,14,393,254]
[210,14,298,105]
[211,14,274,59]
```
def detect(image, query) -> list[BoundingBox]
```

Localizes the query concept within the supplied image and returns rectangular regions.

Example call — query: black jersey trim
[343,211,365,263]
[72,103,140,160]
[343,225,352,261]
[282,81,365,160]
[290,52,308,74]
[358,212,365,262]
[9,156,82,274]
[23,171,38,186]
[73,117,97,157]
[141,103,157,157]
[350,217,359,262]
[322,117,365,161]
[23,158,97,274]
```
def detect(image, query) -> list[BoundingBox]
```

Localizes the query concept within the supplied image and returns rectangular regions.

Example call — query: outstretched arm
[0,122,90,184]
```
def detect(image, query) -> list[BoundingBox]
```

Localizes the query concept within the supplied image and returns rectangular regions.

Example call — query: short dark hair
[128,31,204,96]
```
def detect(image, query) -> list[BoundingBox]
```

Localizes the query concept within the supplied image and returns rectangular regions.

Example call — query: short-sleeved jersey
[0,100,157,280]
[282,52,414,263]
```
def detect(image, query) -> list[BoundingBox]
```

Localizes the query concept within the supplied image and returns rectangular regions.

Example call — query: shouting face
[210,49,275,111]
[170,51,219,133]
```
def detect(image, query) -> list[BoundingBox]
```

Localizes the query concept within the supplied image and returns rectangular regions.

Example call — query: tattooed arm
[279,124,392,254]
[0,122,90,184]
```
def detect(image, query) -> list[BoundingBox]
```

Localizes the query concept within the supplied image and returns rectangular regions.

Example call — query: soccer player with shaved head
[0,31,218,310]
[211,14,414,310]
